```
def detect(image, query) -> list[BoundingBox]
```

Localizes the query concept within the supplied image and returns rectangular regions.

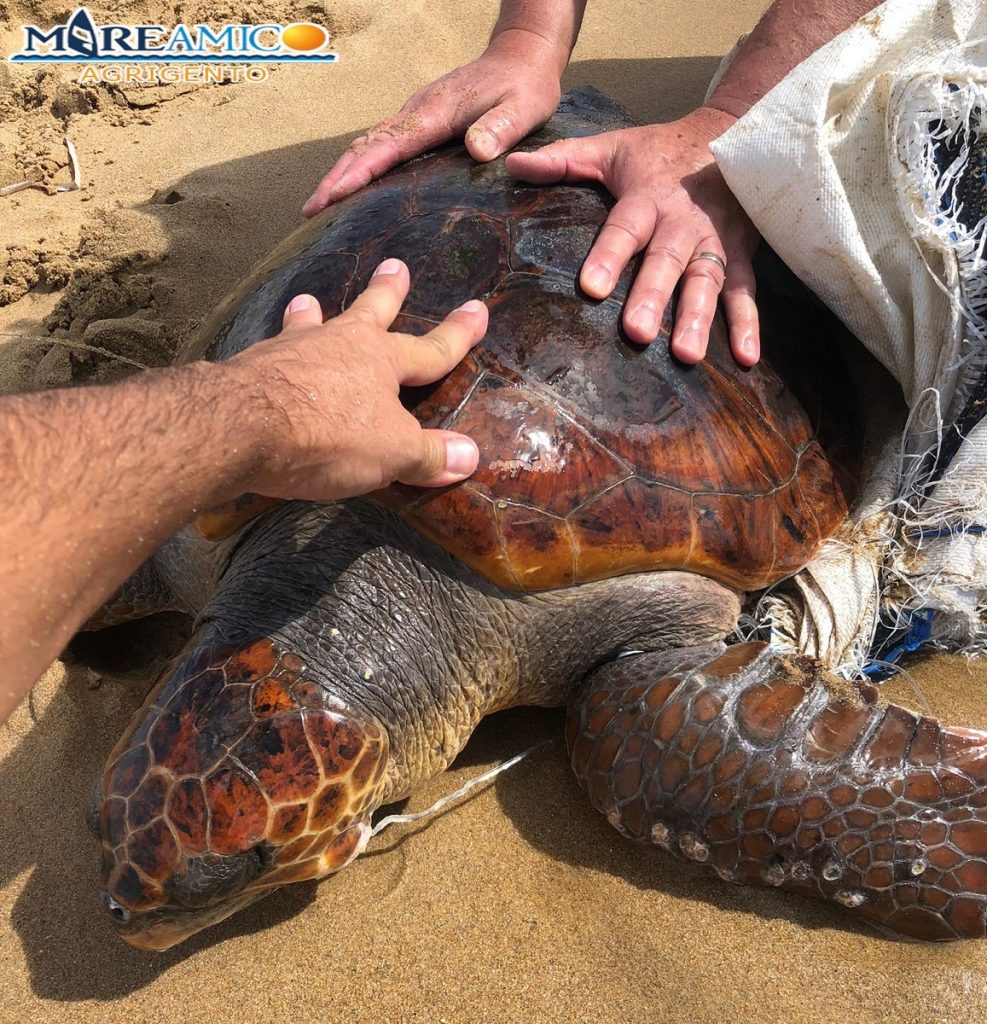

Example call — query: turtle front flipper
[568,642,987,940]
[83,528,220,631]
[82,557,180,630]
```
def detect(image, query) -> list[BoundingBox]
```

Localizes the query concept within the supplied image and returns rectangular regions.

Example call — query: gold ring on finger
[688,251,727,273]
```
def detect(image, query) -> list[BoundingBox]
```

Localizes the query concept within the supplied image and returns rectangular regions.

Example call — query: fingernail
[467,127,498,160]
[583,266,612,296]
[738,336,756,358]
[455,299,485,314]
[287,294,313,313]
[373,258,403,277]
[302,193,319,213]
[675,322,702,351]
[674,335,703,362]
[444,436,479,477]
[629,306,658,338]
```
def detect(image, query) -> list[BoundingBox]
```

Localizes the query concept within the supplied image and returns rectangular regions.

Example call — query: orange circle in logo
[281,23,329,51]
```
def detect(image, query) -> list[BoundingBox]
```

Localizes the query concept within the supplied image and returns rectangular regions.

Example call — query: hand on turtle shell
[506,107,762,366]
[229,258,487,499]
[302,32,563,217]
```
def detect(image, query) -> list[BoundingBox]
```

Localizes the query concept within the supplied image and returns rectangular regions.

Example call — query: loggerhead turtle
[89,90,987,949]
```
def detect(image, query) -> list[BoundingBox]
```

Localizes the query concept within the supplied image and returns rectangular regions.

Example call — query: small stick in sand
[0,180,35,197]
[56,137,82,192]
[0,137,83,197]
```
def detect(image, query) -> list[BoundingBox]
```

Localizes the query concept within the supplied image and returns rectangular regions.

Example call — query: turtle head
[95,637,389,950]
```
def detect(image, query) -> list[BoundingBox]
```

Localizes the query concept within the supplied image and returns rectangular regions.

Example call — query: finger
[281,293,324,330]
[396,299,488,385]
[622,226,694,344]
[303,146,368,217]
[465,100,545,162]
[723,256,760,366]
[670,249,727,364]
[303,152,393,219]
[580,193,658,299]
[302,147,359,215]
[399,428,480,487]
[505,135,611,185]
[344,258,411,327]
[303,109,457,217]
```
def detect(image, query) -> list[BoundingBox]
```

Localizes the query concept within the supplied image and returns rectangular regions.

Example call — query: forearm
[706,0,881,122]
[0,264,487,722]
[489,0,587,73]
[0,361,263,716]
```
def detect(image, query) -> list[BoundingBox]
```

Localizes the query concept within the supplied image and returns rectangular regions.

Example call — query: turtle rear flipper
[569,643,987,940]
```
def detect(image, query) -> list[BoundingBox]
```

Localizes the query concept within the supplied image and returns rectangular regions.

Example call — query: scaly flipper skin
[83,558,180,630]
[568,642,987,940]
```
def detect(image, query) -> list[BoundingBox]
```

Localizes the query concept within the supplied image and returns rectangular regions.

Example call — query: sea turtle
[90,89,987,950]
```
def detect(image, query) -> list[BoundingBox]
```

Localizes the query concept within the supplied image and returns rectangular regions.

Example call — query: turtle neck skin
[199,500,740,798]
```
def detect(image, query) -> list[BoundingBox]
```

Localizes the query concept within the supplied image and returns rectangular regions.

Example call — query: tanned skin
[304,0,880,365]
[0,259,487,723]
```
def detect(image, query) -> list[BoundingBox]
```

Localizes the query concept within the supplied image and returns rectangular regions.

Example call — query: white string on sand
[0,137,82,197]
[369,739,552,841]
[0,333,151,371]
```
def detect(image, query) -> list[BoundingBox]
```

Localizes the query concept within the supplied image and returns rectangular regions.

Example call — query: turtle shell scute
[183,123,857,592]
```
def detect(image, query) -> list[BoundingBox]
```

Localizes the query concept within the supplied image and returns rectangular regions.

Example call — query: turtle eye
[100,891,132,924]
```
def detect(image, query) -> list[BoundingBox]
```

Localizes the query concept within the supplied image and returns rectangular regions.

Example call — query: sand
[2,0,987,1021]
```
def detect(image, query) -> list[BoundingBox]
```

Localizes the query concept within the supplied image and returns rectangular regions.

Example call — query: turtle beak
[101,820,374,950]
[106,890,269,951]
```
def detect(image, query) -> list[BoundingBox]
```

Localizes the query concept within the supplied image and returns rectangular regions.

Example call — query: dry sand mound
[0,0,376,391]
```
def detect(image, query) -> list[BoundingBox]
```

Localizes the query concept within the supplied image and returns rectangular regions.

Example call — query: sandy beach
[3,0,987,1021]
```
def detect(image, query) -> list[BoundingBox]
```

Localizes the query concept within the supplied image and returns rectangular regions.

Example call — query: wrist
[487,26,570,77]
[702,83,758,127]
[684,104,741,143]
[220,346,312,499]
[184,357,279,503]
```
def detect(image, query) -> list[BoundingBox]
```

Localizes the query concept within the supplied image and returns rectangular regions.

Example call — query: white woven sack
[711,0,987,673]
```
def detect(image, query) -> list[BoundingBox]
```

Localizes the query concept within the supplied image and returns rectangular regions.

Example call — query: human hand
[506,106,761,365]
[302,31,563,217]
[230,258,488,501]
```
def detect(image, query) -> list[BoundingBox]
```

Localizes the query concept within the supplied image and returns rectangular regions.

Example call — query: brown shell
[186,89,858,592]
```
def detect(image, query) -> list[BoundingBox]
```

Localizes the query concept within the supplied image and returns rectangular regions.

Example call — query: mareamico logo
[8,6,338,63]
